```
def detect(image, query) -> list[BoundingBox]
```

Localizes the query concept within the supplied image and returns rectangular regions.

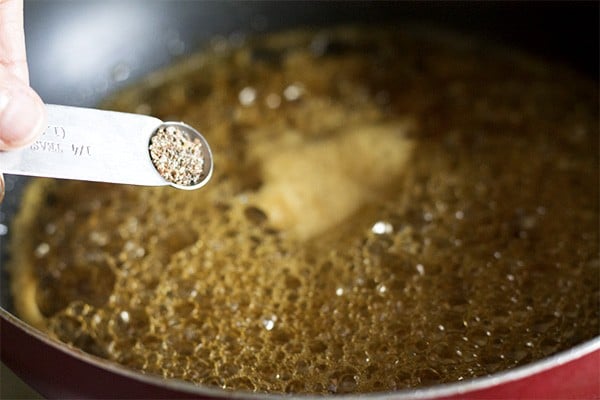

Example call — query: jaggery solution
[8,27,599,394]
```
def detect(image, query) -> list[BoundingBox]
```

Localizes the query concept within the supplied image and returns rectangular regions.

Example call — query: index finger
[0,0,28,84]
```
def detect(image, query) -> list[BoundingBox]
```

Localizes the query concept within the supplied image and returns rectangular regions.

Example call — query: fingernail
[0,87,46,149]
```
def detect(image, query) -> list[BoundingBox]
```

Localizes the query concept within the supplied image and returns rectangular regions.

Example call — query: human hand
[0,0,47,201]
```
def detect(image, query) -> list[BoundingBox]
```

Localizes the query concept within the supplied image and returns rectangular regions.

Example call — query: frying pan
[1,1,599,398]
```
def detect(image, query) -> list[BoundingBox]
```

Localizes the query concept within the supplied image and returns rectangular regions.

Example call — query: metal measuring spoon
[0,104,213,191]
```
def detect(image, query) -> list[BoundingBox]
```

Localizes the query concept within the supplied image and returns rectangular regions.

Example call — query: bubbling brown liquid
[9,27,599,394]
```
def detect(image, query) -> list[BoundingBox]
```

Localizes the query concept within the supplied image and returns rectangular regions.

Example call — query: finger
[0,64,46,150]
[0,0,28,83]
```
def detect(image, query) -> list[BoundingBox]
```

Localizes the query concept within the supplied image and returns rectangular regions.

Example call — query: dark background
[24,1,599,107]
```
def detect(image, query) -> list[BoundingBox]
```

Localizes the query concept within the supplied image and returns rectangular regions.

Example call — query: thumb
[0,64,46,150]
